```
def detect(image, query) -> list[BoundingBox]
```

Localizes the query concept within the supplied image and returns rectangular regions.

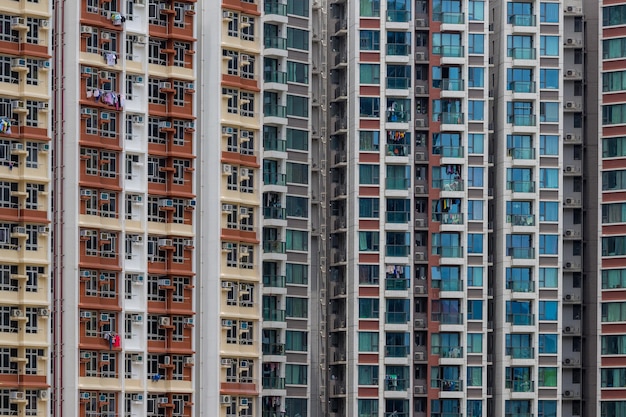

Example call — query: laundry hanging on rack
[110,12,125,26]
[0,118,12,135]
[104,52,117,66]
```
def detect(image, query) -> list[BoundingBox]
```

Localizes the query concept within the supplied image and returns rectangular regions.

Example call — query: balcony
[432,179,464,192]
[508,114,536,126]
[385,312,410,324]
[262,275,286,288]
[506,313,535,325]
[432,378,464,391]
[506,380,534,392]
[509,14,536,26]
[385,144,411,156]
[384,345,409,357]
[263,240,286,254]
[263,134,286,152]
[386,44,411,56]
[384,377,409,391]
[264,104,287,118]
[433,146,464,158]
[505,346,535,359]
[431,312,464,324]
[387,9,411,22]
[262,309,286,322]
[507,214,535,226]
[385,278,410,291]
[262,342,285,355]
[508,47,536,60]
[506,280,535,293]
[432,346,463,358]
[264,36,287,50]
[507,247,535,259]
[262,376,286,390]
[264,1,287,16]
[509,81,536,93]
[432,279,463,291]
[434,112,464,124]
[264,70,287,84]
[386,245,410,257]
[386,211,410,223]
[508,147,535,159]
[432,246,463,258]
[263,172,286,186]
[433,12,465,24]
[386,77,411,89]
[386,177,410,190]
[441,79,464,91]
[507,181,535,193]
[386,110,411,123]
[432,213,464,225]
[263,206,286,220]
[432,45,464,57]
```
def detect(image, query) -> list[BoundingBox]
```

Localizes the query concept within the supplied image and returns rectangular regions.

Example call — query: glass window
[539,301,558,320]
[603,38,626,59]
[604,137,626,157]
[286,28,309,50]
[284,399,308,417]
[286,196,308,218]
[287,0,309,17]
[468,134,484,154]
[540,69,559,89]
[358,365,379,385]
[359,299,380,319]
[286,162,308,184]
[360,30,380,50]
[286,297,308,318]
[603,302,626,322]
[360,64,380,84]
[604,104,626,125]
[539,235,558,255]
[603,269,626,289]
[468,0,485,20]
[286,230,308,251]
[540,36,560,56]
[538,401,557,417]
[360,97,381,117]
[468,67,484,87]
[286,95,309,118]
[602,334,626,353]
[539,135,559,155]
[359,231,380,251]
[359,131,380,151]
[286,263,308,285]
[285,364,308,385]
[468,100,484,121]
[359,164,380,184]
[539,168,559,188]
[467,367,482,386]
[467,400,483,417]
[539,268,558,288]
[359,198,380,218]
[468,167,484,187]
[468,34,485,54]
[538,334,558,353]
[467,333,483,353]
[286,128,308,151]
[604,5,626,26]
[467,300,483,320]
[603,170,626,190]
[468,200,484,220]
[540,3,559,23]
[603,71,626,92]
[360,0,380,17]
[285,331,307,351]
[540,102,559,122]
[287,61,309,84]
[358,332,379,352]
[467,267,483,287]
[539,202,559,221]
[467,234,483,254]
[538,367,558,387]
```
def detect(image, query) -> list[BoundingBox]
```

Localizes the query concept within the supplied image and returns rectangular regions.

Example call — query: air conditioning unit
[414,385,426,394]
[184,239,194,247]
[38,102,49,110]
[185,356,194,365]
[563,357,580,365]
[415,351,425,361]
[564,134,579,142]
[80,311,92,319]
[11,58,26,68]
[415,119,425,128]
[240,398,249,407]
[415,285,426,294]
[132,75,144,85]
[131,394,143,402]
[132,115,144,124]
[80,351,91,359]
[12,226,26,235]
[158,278,172,287]
[158,239,173,248]
[132,354,143,362]
[222,242,235,251]
[416,52,425,61]
[100,232,111,240]
[222,319,233,328]
[564,326,580,334]
[221,358,232,366]
[38,390,48,400]
[159,199,173,208]
[132,314,143,323]
[240,322,249,330]
[159,82,172,90]
[10,391,25,401]
[565,101,579,109]
[565,69,578,78]
[563,390,579,398]
[158,121,172,129]
[239,54,251,66]
[564,294,581,301]
[99,71,110,80]
[132,235,143,243]
[184,318,194,326]
[100,313,109,322]
[222,281,233,289]
[159,317,171,326]
[240,168,250,178]
[415,252,425,261]
[414,318,425,327]
[223,11,235,20]
[222,204,234,213]
[220,395,232,404]
[101,32,111,41]
[100,192,110,201]
[40,143,50,152]
[38,308,49,317]
[222,164,233,175]
[80,392,91,400]
[158,397,169,405]
[415,85,426,94]
[184,121,195,129]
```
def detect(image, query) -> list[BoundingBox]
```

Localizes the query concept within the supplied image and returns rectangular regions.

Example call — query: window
[285,364,307,385]
[284,399,307,417]
[358,365,379,385]
[286,61,308,84]
[539,102,559,123]
[539,135,559,155]
[467,300,483,320]
[603,302,626,322]
[467,200,483,220]
[360,0,380,16]
[359,265,380,285]
[468,67,484,87]
[286,28,308,50]
[540,36,559,56]
[603,71,626,92]
[286,95,308,118]
[538,334,558,354]
[468,134,484,154]
[469,0,485,20]
[539,301,558,321]
[285,331,307,351]
[286,129,308,151]
[286,297,308,318]
[286,230,308,251]
[538,268,558,288]
[538,367,558,387]
[604,104,626,125]
[287,0,309,16]
[360,131,380,151]
[360,64,380,84]
[467,101,484,121]
[467,333,483,353]
[539,69,559,90]
[360,97,380,117]
[539,235,558,255]
[468,34,484,54]
[603,334,626,354]
[539,202,558,222]
[358,332,379,352]
[286,196,308,218]
[467,267,483,287]
[286,162,308,184]
[539,168,558,188]
[359,198,380,218]
[540,3,559,23]
[467,367,482,386]
[604,38,626,59]
[359,164,380,184]
[358,231,379,251]
[467,167,484,187]
[360,30,380,50]
[604,236,626,257]
[359,299,380,319]
[467,234,483,254]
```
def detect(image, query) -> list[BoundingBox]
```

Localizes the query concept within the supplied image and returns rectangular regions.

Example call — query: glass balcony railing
[385,311,410,324]
[387,9,411,22]
[264,36,287,50]
[433,12,465,24]
[509,81,536,93]
[507,180,535,193]
[385,278,410,290]
[262,309,286,322]
[386,211,410,223]
[264,1,287,15]
[505,346,535,359]
[432,146,464,158]
[263,172,286,186]
[386,245,410,257]
[263,137,286,152]
[508,114,537,126]
[386,110,411,122]
[386,177,411,190]
[506,380,535,392]
[505,414,533,417]
[263,206,286,220]
[432,378,464,391]
[432,279,463,291]
[385,377,409,391]
[507,247,535,259]
[262,342,285,355]
[432,178,464,191]
[432,345,463,358]
[386,44,411,56]
[508,147,535,159]
[506,313,535,325]
[506,280,535,292]
[432,212,464,224]
[508,47,536,59]
[386,77,411,89]
[441,79,464,91]
[263,240,286,254]
[264,104,287,118]
[434,112,465,124]
[432,45,465,57]
[385,143,411,156]
[432,246,463,258]
[262,376,285,389]
[264,70,287,84]
[431,312,464,324]
[507,214,535,226]
[384,345,410,357]
[263,274,286,288]
[509,14,536,26]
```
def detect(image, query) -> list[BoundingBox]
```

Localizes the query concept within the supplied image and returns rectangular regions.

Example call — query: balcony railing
[386,143,411,156]
[431,312,464,324]
[507,247,535,259]
[386,211,410,223]
[263,240,286,254]
[384,345,410,357]
[509,81,536,93]
[505,346,535,359]
[506,380,534,392]
[432,246,463,258]
[433,146,464,158]
[264,36,287,50]
[264,70,287,84]
[507,180,535,193]
[263,206,286,220]
[264,104,287,118]
[432,179,464,191]
[384,377,409,391]
[508,47,536,59]
[262,342,285,355]
[387,9,411,22]
[506,280,535,292]
[262,309,286,322]
[385,312,410,324]
[441,79,464,91]
[432,212,464,225]
[432,45,464,57]
[386,110,411,123]
[262,376,286,389]
[432,279,463,291]
[434,112,464,124]
[262,274,286,288]
[432,378,464,391]
[386,245,410,257]
[385,278,410,291]
[509,14,536,26]
[263,172,286,186]
[506,313,535,325]
[386,44,411,56]
[507,214,535,226]
[263,136,286,152]
[386,77,411,89]
[508,114,537,126]
[432,345,463,358]
[386,177,411,190]
[433,12,465,24]
[508,147,535,159]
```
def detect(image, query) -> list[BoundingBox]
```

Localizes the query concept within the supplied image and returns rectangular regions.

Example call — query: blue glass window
[539,69,559,89]
[540,36,560,56]
[468,67,484,87]
[539,301,558,320]
[539,202,558,221]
